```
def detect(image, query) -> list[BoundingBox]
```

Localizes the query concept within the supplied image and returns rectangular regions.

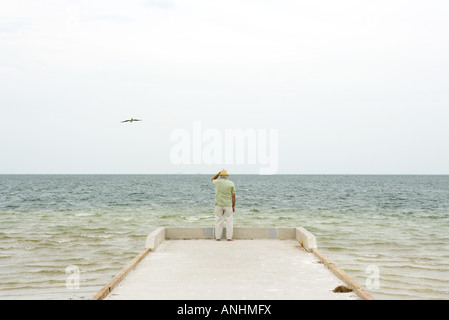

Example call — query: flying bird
[121,118,142,123]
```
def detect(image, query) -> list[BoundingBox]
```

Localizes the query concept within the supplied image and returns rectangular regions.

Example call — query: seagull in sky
[121,118,142,123]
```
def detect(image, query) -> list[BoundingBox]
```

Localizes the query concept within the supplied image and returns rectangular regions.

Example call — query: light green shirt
[212,179,236,207]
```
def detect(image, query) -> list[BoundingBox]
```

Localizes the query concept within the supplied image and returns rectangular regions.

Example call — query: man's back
[213,179,236,207]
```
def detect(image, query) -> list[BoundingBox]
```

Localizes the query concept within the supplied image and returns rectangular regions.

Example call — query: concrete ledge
[295,227,317,252]
[312,248,375,300]
[145,227,166,250]
[234,227,297,240]
[145,227,314,250]
[91,248,151,300]
[166,227,210,240]
[147,227,300,242]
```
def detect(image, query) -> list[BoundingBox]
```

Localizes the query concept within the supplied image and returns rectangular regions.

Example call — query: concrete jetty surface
[93,227,374,300]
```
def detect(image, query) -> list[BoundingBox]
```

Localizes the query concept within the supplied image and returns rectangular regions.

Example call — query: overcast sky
[1,0,449,174]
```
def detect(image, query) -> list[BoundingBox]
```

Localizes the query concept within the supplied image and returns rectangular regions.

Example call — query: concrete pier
[92,227,374,300]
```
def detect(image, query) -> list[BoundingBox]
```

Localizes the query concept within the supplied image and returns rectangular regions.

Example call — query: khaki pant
[214,205,233,240]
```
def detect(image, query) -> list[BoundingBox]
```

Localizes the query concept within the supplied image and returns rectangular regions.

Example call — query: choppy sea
[0,174,448,300]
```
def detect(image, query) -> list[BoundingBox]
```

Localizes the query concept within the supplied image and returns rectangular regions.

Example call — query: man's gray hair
[220,175,228,179]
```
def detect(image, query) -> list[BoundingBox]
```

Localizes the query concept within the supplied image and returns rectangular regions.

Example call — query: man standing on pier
[211,169,236,241]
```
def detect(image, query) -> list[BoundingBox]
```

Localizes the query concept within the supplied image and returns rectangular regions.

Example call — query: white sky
[1,0,449,174]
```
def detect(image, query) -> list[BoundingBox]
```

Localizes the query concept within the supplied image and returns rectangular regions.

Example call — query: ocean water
[0,174,448,300]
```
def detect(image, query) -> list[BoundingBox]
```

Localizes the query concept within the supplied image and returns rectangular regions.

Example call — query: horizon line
[1,173,448,176]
